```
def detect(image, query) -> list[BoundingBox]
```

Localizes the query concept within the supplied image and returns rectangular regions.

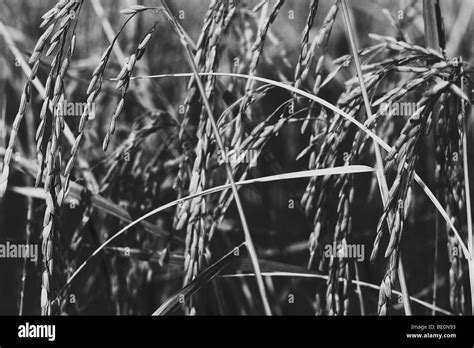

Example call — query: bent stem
[160,0,272,315]
[222,272,452,315]
[125,70,470,261]
[341,0,412,314]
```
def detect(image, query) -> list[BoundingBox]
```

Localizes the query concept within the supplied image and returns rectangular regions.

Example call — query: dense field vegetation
[0,0,473,316]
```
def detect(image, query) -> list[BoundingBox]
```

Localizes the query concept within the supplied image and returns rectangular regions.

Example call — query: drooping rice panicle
[434,69,471,314]
[63,9,143,195]
[177,2,238,286]
[294,0,320,93]
[103,22,159,152]
[31,0,85,316]
[298,0,340,134]
[232,0,285,149]
[374,80,453,315]
[0,0,68,196]
[174,0,219,203]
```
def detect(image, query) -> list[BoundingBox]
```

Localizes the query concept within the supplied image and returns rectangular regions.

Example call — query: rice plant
[0,0,473,316]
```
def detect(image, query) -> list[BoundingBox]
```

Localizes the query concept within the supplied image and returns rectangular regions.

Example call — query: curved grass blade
[56,165,375,299]
[160,0,272,314]
[152,242,246,316]
[128,71,470,260]
[221,266,452,315]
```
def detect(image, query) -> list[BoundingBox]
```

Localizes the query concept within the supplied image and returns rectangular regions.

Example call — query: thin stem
[160,0,272,315]
[19,197,33,315]
[340,0,386,187]
[19,106,36,315]
[354,261,365,315]
[398,255,412,315]
[341,0,412,315]
[432,207,439,315]
[422,0,444,52]
[460,64,474,315]
[222,272,452,315]
[90,0,126,61]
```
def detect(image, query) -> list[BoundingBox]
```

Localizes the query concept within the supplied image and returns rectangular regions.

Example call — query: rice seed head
[138,33,152,50]
[294,0,319,91]
[120,5,146,15]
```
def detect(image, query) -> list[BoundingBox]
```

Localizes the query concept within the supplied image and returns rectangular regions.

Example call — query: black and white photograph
[0,0,473,345]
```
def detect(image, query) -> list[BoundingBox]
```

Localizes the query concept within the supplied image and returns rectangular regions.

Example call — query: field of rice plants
[0,0,473,317]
